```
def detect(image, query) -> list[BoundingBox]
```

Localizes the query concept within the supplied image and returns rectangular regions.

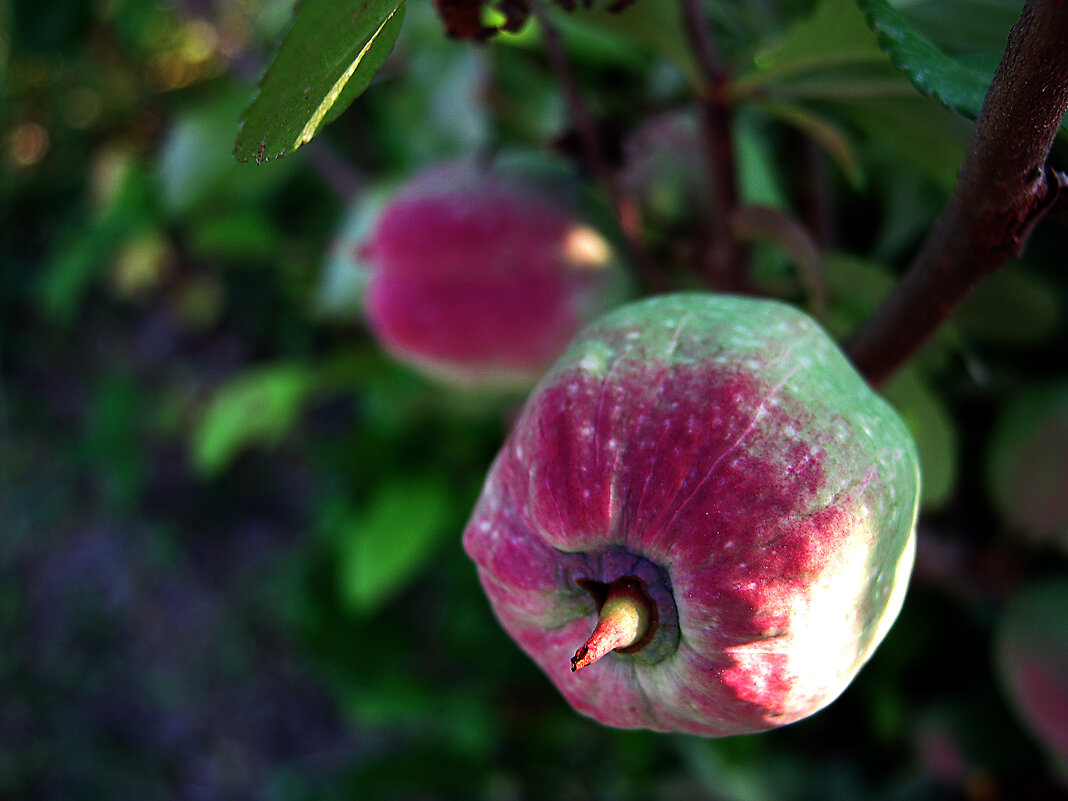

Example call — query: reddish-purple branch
[679,0,749,293]
[846,0,1068,387]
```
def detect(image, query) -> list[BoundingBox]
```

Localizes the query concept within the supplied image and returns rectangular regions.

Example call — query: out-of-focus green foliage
[987,382,1068,548]
[332,473,455,613]
[193,362,317,476]
[994,580,1068,785]
[3,0,1067,798]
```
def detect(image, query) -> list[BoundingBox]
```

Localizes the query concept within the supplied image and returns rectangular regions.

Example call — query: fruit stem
[571,581,652,672]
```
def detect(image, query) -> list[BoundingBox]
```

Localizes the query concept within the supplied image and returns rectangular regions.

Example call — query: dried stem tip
[570,581,652,672]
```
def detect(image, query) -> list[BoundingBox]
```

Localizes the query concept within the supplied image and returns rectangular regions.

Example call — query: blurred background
[3,0,1067,798]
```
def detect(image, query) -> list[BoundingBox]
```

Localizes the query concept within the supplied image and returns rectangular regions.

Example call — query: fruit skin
[463,293,920,736]
[995,581,1068,786]
[361,159,627,389]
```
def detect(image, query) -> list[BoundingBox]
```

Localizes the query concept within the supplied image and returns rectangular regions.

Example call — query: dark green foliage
[3,0,1067,797]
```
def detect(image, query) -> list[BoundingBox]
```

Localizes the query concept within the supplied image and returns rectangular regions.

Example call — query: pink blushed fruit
[463,293,920,736]
[360,159,627,389]
[995,581,1068,786]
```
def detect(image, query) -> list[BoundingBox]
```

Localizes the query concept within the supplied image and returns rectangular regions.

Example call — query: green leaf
[821,254,957,371]
[736,115,788,209]
[753,100,864,187]
[551,0,699,86]
[189,210,283,260]
[987,382,1068,543]
[857,0,999,121]
[734,0,892,96]
[882,369,958,510]
[38,161,158,324]
[234,0,406,163]
[954,264,1060,345]
[160,89,296,216]
[192,364,316,476]
[336,476,454,614]
[841,96,970,190]
[820,253,897,339]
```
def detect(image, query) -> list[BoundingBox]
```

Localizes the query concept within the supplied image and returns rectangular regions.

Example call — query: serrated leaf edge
[856,0,990,119]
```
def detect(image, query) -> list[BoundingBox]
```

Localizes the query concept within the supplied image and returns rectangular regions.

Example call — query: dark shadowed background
[3,0,1068,798]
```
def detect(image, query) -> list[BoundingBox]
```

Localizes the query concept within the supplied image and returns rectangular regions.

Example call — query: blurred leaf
[822,254,960,373]
[188,210,283,260]
[821,253,897,339]
[854,0,1021,122]
[736,115,788,209]
[841,95,969,190]
[234,0,406,163]
[336,475,453,613]
[80,372,146,513]
[734,0,890,95]
[407,46,491,155]
[37,161,158,324]
[754,100,864,187]
[158,89,297,217]
[987,382,1068,543]
[192,364,317,476]
[677,737,800,801]
[954,264,1060,345]
[870,165,945,263]
[882,369,958,510]
[994,580,1068,775]
[552,0,699,86]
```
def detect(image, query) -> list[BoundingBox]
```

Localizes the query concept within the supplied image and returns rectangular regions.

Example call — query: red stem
[571,581,652,672]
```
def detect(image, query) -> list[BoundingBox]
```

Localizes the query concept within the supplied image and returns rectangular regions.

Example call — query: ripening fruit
[359,158,628,389]
[995,580,1068,787]
[463,293,920,736]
